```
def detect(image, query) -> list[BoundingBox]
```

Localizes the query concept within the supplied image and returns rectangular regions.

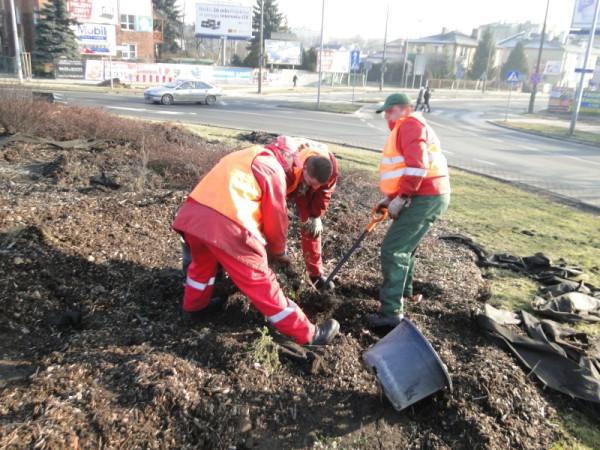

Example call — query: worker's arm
[395,119,429,198]
[252,155,289,256]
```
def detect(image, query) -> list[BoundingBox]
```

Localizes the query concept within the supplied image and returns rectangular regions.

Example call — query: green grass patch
[551,408,600,450]
[501,121,600,145]
[279,102,363,114]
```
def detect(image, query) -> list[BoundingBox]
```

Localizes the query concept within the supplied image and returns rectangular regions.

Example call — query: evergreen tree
[300,48,317,71]
[153,0,183,55]
[468,29,495,80]
[502,41,529,79]
[243,0,286,67]
[33,0,79,64]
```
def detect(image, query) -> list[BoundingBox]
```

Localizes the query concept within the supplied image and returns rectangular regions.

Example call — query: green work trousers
[379,194,450,316]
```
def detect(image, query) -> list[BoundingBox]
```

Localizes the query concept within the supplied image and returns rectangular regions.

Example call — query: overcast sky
[180,0,576,41]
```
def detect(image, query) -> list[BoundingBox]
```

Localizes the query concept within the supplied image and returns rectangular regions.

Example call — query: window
[120,14,135,30]
[121,44,137,60]
[178,82,193,89]
[193,81,211,89]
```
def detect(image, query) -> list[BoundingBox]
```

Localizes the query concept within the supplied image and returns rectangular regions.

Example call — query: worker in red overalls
[172,143,340,345]
[265,136,339,292]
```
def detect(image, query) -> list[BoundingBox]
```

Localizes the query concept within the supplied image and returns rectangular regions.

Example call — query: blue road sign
[575,68,594,74]
[506,70,522,83]
[350,50,360,72]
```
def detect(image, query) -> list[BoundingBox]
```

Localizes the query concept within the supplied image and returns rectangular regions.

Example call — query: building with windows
[0,0,163,63]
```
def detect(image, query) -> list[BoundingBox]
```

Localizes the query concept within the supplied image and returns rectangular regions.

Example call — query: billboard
[195,3,253,39]
[72,23,116,56]
[265,40,302,65]
[544,60,562,76]
[67,0,117,25]
[571,0,600,29]
[317,49,350,73]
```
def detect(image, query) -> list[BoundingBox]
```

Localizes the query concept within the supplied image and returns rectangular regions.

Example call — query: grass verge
[498,121,600,145]
[182,122,600,448]
[278,102,363,114]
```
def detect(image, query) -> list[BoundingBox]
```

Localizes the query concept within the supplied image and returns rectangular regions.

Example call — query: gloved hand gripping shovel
[323,207,388,288]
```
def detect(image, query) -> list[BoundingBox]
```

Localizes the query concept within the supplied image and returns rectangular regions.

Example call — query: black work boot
[366,312,403,328]
[310,276,335,292]
[182,297,226,324]
[309,319,340,345]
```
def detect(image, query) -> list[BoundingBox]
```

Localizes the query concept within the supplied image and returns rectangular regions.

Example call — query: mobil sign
[72,23,116,56]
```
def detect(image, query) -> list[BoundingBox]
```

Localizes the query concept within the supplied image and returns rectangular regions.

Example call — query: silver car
[144,80,222,105]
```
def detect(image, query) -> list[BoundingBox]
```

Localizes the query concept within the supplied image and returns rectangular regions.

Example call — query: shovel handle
[366,207,388,233]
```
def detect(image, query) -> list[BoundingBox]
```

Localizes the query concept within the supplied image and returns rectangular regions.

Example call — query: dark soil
[0,118,573,449]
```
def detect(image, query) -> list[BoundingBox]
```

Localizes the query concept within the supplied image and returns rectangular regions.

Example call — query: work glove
[270,252,292,267]
[388,196,411,219]
[301,217,323,237]
[375,197,391,213]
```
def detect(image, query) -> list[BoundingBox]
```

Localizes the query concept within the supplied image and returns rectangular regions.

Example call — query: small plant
[250,326,280,375]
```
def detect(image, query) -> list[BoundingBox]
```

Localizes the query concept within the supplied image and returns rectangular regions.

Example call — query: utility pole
[379,5,389,91]
[528,0,550,114]
[317,0,325,109]
[570,0,600,135]
[401,39,409,88]
[8,0,23,83]
[258,0,264,94]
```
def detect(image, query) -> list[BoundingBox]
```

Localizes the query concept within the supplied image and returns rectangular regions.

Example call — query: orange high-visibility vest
[189,146,272,243]
[379,113,448,196]
[286,147,331,195]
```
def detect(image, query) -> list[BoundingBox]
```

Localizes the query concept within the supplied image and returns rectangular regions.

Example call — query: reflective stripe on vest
[379,113,448,196]
[186,276,216,291]
[188,146,270,244]
[286,147,332,195]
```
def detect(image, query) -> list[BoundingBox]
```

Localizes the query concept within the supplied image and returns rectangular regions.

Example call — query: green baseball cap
[376,93,412,113]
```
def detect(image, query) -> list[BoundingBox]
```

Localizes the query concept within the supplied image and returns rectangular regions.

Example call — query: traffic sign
[506,71,522,83]
[530,72,542,84]
[575,68,594,74]
[350,50,360,72]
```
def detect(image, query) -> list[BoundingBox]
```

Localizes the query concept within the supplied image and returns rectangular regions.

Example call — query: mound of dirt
[0,128,572,449]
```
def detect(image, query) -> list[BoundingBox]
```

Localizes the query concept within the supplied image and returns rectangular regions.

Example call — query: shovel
[323,207,388,288]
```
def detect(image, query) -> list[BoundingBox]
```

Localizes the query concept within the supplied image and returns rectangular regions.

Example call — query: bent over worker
[265,136,339,291]
[368,93,451,328]
[172,145,340,345]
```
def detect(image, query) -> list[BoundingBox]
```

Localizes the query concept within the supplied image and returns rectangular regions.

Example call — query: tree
[243,0,286,67]
[502,42,529,80]
[468,29,495,80]
[300,48,317,71]
[153,0,183,55]
[426,54,451,79]
[33,0,79,64]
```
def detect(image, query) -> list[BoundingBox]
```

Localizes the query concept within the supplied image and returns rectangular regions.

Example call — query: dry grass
[0,86,232,189]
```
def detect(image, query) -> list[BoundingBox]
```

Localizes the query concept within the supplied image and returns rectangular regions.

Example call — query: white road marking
[473,158,497,166]
[153,111,184,115]
[487,137,505,144]
[220,101,228,106]
[107,106,148,112]
[562,155,600,167]
[443,150,455,155]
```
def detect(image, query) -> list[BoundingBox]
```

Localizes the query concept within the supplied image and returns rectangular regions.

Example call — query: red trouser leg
[182,238,218,312]
[185,234,315,345]
[300,228,323,278]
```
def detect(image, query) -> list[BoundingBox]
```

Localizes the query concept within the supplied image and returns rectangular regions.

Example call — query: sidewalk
[491,115,600,146]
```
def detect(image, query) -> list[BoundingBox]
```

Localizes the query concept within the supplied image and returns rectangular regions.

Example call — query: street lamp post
[528,0,550,114]
[317,0,325,109]
[569,0,600,135]
[258,0,264,94]
[8,0,23,83]
[379,5,389,91]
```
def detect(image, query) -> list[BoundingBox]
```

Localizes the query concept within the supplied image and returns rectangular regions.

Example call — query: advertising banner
[265,40,302,65]
[195,3,253,39]
[571,0,600,29]
[317,49,350,73]
[54,59,85,79]
[67,0,117,25]
[73,23,116,56]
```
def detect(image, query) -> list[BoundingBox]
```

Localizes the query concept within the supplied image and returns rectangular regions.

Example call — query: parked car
[144,80,222,105]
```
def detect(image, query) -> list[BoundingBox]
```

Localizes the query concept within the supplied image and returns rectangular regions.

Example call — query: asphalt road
[58,89,600,209]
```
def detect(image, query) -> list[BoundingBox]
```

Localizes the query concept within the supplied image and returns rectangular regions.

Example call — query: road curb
[487,120,599,147]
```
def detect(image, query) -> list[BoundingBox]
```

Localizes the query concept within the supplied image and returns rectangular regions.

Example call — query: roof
[498,32,564,50]
[407,31,479,47]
